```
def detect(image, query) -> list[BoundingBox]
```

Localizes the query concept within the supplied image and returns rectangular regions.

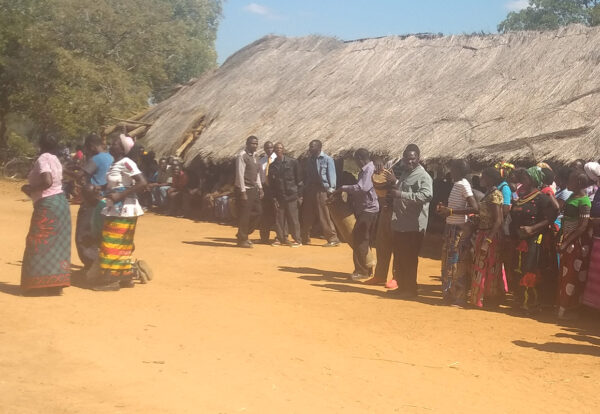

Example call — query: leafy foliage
[499,0,600,32]
[0,0,222,158]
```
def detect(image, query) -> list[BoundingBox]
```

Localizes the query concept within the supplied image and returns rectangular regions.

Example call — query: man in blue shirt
[301,140,340,247]
[82,134,114,187]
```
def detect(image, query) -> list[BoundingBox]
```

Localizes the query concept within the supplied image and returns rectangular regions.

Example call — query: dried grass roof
[139,25,600,164]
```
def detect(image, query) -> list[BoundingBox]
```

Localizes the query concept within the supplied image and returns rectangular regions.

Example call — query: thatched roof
[139,25,600,164]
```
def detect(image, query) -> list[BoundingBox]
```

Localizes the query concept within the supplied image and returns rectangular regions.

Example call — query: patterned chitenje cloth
[558,235,591,312]
[21,193,71,290]
[471,231,504,308]
[441,224,471,303]
[99,217,137,278]
[583,237,600,309]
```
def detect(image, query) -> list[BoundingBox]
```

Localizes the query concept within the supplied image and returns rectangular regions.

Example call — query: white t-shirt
[102,157,144,217]
[446,178,473,225]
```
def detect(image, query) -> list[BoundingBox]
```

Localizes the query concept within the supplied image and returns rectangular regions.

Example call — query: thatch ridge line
[139,24,600,165]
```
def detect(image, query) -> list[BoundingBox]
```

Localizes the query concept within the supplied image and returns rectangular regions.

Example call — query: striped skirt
[21,193,71,291]
[583,237,600,310]
[99,217,137,280]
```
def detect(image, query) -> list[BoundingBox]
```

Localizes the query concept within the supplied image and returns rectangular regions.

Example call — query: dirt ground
[1,179,599,414]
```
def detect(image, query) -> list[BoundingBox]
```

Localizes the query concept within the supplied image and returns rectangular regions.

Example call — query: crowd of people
[17,132,600,321]
[233,135,600,320]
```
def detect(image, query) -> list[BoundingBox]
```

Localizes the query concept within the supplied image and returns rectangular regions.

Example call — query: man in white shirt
[258,141,277,243]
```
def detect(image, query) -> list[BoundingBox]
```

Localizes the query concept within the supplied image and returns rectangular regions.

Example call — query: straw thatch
[138,25,600,164]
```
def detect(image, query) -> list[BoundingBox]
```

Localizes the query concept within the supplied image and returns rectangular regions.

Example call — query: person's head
[526,166,545,189]
[556,167,573,189]
[571,159,586,171]
[584,162,600,185]
[353,148,370,167]
[449,159,469,182]
[402,144,420,171]
[480,167,502,189]
[567,170,590,192]
[515,167,540,192]
[507,169,518,184]
[372,155,385,173]
[541,168,554,187]
[245,136,259,154]
[494,161,515,180]
[110,134,134,159]
[167,156,175,165]
[159,157,168,170]
[274,142,285,158]
[84,133,103,156]
[172,164,181,175]
[308,140,323,157]
[39,135,59,155]
[263,141,274,156]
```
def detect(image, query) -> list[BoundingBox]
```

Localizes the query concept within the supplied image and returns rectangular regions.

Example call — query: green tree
[498,0,600,32]
[0,0,222,159]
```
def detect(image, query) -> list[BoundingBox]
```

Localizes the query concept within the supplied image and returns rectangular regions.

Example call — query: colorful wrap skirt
[583,236,600,310]
[557,233,591,313]
[21,193,71,291]
[471,230,504,307]
[98,216,137,280]
[441,224,471,304]
[506,235,543,309]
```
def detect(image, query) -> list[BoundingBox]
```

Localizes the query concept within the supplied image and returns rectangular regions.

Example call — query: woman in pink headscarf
[94,135,147,291]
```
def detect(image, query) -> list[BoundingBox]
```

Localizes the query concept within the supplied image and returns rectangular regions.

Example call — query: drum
[372,170,389,198]
[327,194,377,268]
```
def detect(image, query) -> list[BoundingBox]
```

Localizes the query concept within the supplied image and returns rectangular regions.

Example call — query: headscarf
[119,134,135,155]
[526,166,544,188]
[584,162,600,183]
[537,162,552,171]
[494,161,515,179]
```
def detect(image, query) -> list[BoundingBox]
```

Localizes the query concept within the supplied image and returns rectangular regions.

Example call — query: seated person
[182,172,206,220]
[167,164,188,216]
[147,157,172,210]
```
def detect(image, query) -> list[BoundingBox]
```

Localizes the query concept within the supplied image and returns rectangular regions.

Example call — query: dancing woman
[471,167,504,308]
[21,135,71,296]
[95,135,147,291]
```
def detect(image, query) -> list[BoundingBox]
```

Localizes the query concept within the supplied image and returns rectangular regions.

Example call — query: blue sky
[216,0,529,63]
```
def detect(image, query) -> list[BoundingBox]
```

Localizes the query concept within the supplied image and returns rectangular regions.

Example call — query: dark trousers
[236,187,262,242]
[392,231,424,293]
[75,202,97,268]
[353,211,378,275]
[301,188,339,243]
[276,199,301,243]
[260,186,276,241]
[374,204,393,281]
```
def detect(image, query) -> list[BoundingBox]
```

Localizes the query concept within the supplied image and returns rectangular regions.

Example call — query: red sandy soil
[0,179,599,413]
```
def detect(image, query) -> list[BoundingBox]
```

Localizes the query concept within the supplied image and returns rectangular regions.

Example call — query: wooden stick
[109,117,153,127]
[129,125,148,138]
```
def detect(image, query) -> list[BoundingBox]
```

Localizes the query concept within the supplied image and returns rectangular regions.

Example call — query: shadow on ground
[183,237,240,248]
